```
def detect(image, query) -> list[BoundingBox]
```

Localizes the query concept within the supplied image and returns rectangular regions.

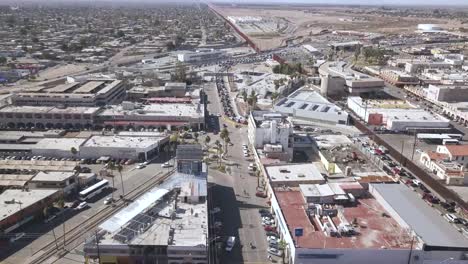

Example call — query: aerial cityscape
[0,1,468,264]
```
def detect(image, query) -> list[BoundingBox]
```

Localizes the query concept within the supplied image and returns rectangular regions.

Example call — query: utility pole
[95,230,101,263]
[52,228,59,252]
[411,131,417,161]
[400,141,405,166]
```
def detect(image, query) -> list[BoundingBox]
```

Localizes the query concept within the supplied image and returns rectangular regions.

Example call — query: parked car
[162,162,172,168]
[268,247,282,257]
[136,164,146,169]
[264,225,276,231]
[76,202,88,210]
[256,191,267,198]
[104,197,114,205]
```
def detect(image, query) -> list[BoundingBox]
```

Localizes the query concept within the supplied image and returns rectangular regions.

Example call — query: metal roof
[99,187,169,233]
[371,184,468,249]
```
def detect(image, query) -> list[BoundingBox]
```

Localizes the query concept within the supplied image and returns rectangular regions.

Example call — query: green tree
[194,132,199,143]
[247,90,258,113]
[107,162,116,200]
[220,128,230,155]
[116,30,125,38]
[174,61,187,82]
[278,239,287,263]
[271,92,279,103]
[70,147,78,158]
[214,140,222,165]
[55,197,66,248]
[169,132,180,158]
[19,28,27,35]
[204,135,211,147]
[241,90,248,103]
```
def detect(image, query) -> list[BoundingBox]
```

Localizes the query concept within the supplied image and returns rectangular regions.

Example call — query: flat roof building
[347,96,450,131]
[265,163,325,187]
[80,135,168,161]
[84,173,208,264]
[29,171,78,195]
[0,189,60,233]
[274,88,348,125]
[14,79,126,107]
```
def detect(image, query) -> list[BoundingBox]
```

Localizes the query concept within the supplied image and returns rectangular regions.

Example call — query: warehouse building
[80,135,168,161]
[425,84,468,103]
[274,88,348,125]
[177,49,226,63]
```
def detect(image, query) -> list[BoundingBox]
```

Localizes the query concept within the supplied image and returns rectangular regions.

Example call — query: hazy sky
[218,0,468,5]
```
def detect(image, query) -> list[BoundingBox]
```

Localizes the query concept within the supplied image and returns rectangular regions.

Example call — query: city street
[204,82,270,264]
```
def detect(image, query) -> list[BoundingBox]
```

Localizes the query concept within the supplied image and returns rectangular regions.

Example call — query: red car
[264,225,276,231]
[256,191,267,198]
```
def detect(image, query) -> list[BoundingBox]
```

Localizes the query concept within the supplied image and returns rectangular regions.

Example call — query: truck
[225,236,236,252]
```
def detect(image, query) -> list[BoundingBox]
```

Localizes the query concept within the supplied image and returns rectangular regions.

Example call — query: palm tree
[55,197,66,249]
[247,90,257,113]
[117,164,124,197]
[220,128,230,155]
[278,239,287,263]
[241,90,248,103]
[169,132,179,158]
[107,162,116,200]
[70,147,78,159]
[256,170,261,188]
[214,140,222,165]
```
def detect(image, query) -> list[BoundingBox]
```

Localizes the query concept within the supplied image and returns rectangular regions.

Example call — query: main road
[204,82,270,264]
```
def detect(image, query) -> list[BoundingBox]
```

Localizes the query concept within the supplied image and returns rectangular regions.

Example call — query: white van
[225,236,236,252]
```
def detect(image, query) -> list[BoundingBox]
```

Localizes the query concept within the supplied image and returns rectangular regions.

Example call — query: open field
[213,5,463,50]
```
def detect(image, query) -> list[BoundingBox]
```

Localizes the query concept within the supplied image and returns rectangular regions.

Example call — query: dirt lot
[214,5,461,50]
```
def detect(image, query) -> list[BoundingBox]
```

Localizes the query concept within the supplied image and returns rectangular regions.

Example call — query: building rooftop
[265,163,325,183]
[34,138,87,151]
[0,105,100,115]
[31,171,75,183]
[444,144,468,156]
[274,190,414,249]
[0,189,59,223]
[83,135,165,149]
[176,144,203,160]
[0,174,35,187]
[0,160,79,172]
[99,102,204,119]
[275,88,345,116]
[371,184,468,248]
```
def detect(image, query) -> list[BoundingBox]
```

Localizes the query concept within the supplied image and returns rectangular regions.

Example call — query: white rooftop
[0,189,59,223]
[266,163,325,183]
[0,105,100,114]
[83,136,163,149]
[31,171,75,183]
[34,138,87,151]
[99,103,203,119]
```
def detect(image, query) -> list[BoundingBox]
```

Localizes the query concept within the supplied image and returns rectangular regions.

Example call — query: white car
[104,197,114,205]
[267,236,278,243]
[243,153,249,157]
[136,164,146,169]
[76,202,88,210]
[162,162,172,168]
[268,247,282,257]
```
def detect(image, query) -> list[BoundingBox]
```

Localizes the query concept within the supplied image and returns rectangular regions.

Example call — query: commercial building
[98,100,205,131]
[248,111,293,161]
[0,189,60,233]
[29,171,78,195]
[80,135,168,161]
[274,88,348,125]
[419,151,467,185]
[320,62,384,96]
[425,84,468,102]
[405,60,452,74]
[265,163,325,187]
[84,173,208,264]
[126,82,188,101]
[13,79,126,107]
[177,49,226,63]
[379,70,419,86]
[268,182,468,264]
[436,144,468,168]
[0,105,100,130]
[347,96,450,131]
[176,144,204,176]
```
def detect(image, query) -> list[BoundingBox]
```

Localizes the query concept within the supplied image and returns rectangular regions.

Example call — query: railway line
[26,169,175,264]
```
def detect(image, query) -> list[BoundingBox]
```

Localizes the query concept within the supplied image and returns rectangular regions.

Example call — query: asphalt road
[204,82,270,264]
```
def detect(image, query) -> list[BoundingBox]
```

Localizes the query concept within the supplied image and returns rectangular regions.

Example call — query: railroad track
[27,169,175,264]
